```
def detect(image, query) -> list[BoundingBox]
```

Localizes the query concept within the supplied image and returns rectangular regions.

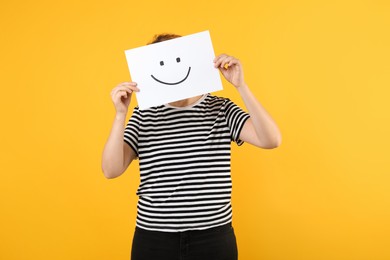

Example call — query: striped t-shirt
[123,93,250,232]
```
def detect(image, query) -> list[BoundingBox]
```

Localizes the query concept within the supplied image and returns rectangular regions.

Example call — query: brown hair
[147,33,182,45]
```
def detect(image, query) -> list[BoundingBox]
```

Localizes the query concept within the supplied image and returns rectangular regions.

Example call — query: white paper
[124,30,223,109]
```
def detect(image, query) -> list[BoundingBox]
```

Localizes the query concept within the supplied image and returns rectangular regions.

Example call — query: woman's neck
[168,94,204,108]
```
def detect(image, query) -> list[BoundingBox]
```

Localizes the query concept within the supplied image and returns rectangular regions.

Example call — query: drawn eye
[176,57,181,63]
[160,61,164,66]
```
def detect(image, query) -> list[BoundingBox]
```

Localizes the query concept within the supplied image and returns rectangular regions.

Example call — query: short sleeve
[223,99,250,146]
[124,106,141,157]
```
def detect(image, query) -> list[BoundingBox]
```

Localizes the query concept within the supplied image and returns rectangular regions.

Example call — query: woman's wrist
[115,112,127,121]
[236,82,250,94]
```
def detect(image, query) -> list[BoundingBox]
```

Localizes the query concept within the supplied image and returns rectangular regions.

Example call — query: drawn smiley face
[150,57,191,85]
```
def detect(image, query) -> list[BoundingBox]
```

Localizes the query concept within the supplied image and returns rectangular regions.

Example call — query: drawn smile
[151,67,191,85]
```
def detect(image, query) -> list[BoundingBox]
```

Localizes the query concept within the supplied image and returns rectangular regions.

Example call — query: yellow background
[1,0,389,259]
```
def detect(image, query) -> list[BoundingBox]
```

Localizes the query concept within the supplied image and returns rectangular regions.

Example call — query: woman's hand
[110,82,140,115]
[214,54,246,89]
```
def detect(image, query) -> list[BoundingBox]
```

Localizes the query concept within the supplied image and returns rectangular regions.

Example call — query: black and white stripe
[124,93,250,232]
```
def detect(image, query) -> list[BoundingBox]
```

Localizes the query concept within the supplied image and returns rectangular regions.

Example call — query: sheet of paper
[124,30,223,109]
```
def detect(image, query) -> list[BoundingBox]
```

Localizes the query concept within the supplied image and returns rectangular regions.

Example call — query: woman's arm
[214,54,282,149]
[102,114,137,179]
[101,82,139,179]
[236,85,282,148]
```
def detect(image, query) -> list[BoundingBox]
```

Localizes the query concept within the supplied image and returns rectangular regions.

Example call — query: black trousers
[131,223,238,260]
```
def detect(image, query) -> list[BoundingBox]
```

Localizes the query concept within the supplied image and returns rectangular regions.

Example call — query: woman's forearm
[101,113,128,178]
[237,84,282,148]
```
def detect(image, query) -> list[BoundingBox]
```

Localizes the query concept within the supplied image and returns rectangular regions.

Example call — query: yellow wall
[1,0,389,259]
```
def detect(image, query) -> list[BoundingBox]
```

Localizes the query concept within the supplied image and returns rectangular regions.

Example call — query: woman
[102,33,282,260]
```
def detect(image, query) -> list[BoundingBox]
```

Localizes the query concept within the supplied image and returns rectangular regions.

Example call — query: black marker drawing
[151,57,191,85]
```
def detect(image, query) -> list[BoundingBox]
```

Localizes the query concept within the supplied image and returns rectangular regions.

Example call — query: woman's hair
[147,33,182,45]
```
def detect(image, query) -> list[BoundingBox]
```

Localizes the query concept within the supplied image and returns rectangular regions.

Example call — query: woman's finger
[118,81,137,87]
[112,82,137,93]
[111,85,139,96]
[111,88,129,101]
[220,56,235,68]
[111,87,124,97]
[119,91,127,99]
[214,54,228,68]
[120,85,139,92]
[227,58,240,67]
[213,54,225,63]
[114,90,129,102]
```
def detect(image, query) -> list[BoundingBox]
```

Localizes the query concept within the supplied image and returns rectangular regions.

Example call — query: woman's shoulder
[203,93,232,108]
[205,93,230,102]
